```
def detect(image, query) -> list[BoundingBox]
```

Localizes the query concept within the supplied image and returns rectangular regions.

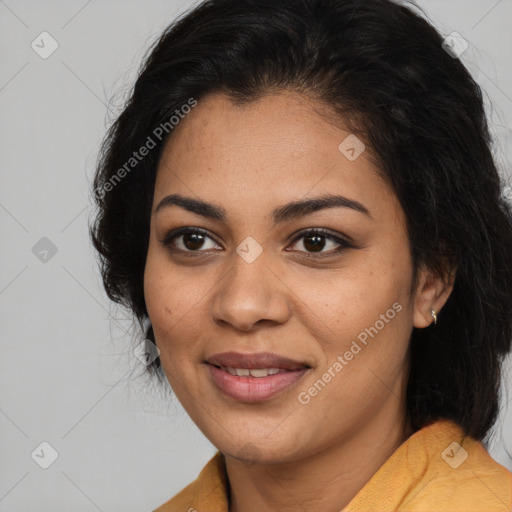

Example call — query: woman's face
[144,91,427,463]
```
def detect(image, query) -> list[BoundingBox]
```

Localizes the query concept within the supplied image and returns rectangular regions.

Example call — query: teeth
[249,369,270,377]
[221,367,281,377]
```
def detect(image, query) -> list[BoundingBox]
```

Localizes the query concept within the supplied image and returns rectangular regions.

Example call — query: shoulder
[344,419,512,512]
[153,451,229,512]
[403,435,512,511]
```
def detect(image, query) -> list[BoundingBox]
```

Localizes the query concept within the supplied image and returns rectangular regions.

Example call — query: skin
[143,90,455,512]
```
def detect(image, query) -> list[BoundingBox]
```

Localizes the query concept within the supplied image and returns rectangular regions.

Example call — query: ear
[413,264,456,328]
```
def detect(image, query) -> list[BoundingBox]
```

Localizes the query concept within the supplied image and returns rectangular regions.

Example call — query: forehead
[154,91,400,224]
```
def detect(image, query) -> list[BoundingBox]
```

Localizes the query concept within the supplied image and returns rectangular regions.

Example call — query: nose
[210,247,292,332]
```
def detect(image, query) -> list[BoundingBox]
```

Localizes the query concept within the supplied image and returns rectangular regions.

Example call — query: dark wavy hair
[89,0,512,441]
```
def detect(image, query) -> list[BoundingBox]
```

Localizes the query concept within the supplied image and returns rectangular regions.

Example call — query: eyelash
[159,227,353,258]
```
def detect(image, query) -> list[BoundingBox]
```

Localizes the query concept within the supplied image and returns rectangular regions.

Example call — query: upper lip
[206,352,309,370]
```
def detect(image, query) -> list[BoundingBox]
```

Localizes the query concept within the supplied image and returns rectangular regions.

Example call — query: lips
[205,351,310,403]
[206,351,308,370]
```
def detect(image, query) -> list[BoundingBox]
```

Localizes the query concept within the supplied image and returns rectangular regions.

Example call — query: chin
[218,435,308,466]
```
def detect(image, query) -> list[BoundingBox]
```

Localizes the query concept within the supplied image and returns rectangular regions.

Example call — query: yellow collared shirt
[154,419,512,512]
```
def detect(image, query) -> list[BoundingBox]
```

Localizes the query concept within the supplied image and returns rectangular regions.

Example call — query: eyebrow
[154,193,372,224]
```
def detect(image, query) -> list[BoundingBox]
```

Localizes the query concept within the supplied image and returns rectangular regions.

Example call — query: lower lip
[206,364,309,403]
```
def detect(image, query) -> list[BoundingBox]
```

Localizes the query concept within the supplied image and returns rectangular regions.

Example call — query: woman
[89,0,512,510]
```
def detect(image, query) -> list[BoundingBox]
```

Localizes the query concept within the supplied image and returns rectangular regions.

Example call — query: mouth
[205,352,310,403]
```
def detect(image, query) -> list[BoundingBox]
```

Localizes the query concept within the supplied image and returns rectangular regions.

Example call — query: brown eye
[160,228,221,253]
[288,229,352,255]
[302,234,327,252]
[182,232,207,250]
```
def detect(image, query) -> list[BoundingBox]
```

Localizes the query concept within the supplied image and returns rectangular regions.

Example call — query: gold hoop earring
[431,307,437,325]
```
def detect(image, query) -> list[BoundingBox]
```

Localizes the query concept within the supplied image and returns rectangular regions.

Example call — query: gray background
[1,1,511,511]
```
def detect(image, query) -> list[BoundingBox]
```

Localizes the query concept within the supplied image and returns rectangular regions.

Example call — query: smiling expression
[143,90,418,462]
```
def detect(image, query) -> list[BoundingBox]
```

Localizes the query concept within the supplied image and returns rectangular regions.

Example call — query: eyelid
[159,226,353,255]
[159,226,222,249]
[288,227,353,247]
[286,228,353,257]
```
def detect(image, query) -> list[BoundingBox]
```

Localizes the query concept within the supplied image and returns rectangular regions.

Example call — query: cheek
[293,263,404,333]
[144,245,194,325]
[143,250,209,365]
[143,253,168,325]
[143,249,183,355]
[299,249,412,362]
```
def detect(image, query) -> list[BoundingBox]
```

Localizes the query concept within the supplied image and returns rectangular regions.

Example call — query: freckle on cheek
[165,307,172,315]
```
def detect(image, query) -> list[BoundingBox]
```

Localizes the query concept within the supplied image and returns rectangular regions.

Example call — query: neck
[225,407,413,512]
